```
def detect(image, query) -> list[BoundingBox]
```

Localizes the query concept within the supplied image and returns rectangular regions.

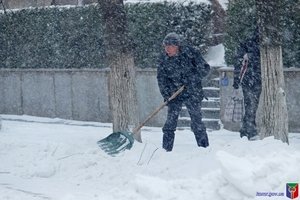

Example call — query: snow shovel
[97,86,185,156]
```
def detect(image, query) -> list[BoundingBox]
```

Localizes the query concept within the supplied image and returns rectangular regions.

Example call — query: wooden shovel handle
[132,86,185,134]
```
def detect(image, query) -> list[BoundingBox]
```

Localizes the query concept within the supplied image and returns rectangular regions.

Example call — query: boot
[195,133,209,148]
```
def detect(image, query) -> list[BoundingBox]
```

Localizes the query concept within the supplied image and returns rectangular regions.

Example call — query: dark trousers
[240,86,261,139]
[162,99,209,151]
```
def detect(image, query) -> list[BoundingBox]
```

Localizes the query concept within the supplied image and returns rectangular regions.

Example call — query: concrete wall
[219,67,300,133]
[0,68,166,127]
[1,0,52,9]
[2,67,300,131]
[0,0,98,9]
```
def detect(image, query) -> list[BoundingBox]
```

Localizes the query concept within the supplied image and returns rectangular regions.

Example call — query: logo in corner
[286,183,299,199]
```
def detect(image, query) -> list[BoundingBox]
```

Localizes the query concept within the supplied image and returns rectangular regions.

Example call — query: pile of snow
[218,0,228,10]
[206,43,226,67]
[124,0,210,5]
[124,0,229,10]
[0,115,299,200]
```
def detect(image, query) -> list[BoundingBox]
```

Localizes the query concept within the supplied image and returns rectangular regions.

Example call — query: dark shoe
[240,128,248,138]
[240,132,248,138]
[248,135,260,141]
[198,139,209,148]
[245,129,258,140]
[196,134,209,148]
[163,148,172,152]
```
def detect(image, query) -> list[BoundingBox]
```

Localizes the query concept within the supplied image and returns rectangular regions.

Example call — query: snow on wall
[124,0,210,5]
[124,0,228,10]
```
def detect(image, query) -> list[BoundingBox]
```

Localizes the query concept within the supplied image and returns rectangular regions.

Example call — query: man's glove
[164,97,169,103]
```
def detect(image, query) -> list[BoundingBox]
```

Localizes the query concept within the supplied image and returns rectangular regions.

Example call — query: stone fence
[219,67,300,133]
[0,68,166,127]
[1,68,300,132]
[0,0,97,9]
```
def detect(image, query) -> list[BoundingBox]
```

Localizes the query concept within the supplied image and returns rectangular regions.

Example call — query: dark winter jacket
[233,31,261,90]
[157,45,210,103]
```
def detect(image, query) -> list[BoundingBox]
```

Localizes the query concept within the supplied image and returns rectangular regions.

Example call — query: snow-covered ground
[124,0,210,4]
[0,115,299,200]
[124,0,229,10]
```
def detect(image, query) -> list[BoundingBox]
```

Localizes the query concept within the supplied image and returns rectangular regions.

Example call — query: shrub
[0,3,212,69]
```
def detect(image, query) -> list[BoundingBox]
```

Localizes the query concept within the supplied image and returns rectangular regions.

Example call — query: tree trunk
[256,0,289,144]
[99,0,139,133]
[108,53,136,132]
[259,46,289,143]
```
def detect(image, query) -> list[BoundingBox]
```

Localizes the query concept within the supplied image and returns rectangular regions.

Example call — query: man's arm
[233,41,248,89]
[189,47,210,79]
[157,60,171,100]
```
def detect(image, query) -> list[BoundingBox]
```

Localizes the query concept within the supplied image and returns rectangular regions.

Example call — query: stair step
[177,66,221,130]
[203,87,220,98]
[203,97,220,102]
[202,77,220,88]
[177,117,221,130]
[202,108,220,119]
[202,100,220,108]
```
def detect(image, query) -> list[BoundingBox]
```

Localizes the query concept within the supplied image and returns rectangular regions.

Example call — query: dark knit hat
[163,32,182,46]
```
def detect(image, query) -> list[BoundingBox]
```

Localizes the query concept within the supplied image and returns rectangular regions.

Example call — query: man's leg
[185,100,209,148]
[241,87,261,139]
[247,87,261,139]
[162,101,183,151]
[240,88,251,138]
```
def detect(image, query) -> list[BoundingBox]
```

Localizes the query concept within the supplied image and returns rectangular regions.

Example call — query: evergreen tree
[282,0,300,67]
[225,0,300,68]
[224,0,257,66]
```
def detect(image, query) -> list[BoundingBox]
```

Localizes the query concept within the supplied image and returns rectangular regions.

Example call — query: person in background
[232,29,262,140]
[157,32,210,151]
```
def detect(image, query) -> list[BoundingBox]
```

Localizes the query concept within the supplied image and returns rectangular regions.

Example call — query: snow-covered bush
[224,0,300,68]
[0,2,212,69]
[0,6,105,69]
[127,2,212,68]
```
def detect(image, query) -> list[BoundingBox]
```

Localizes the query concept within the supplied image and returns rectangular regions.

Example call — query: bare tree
[256,0,289,144]
[98,0,139,135]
